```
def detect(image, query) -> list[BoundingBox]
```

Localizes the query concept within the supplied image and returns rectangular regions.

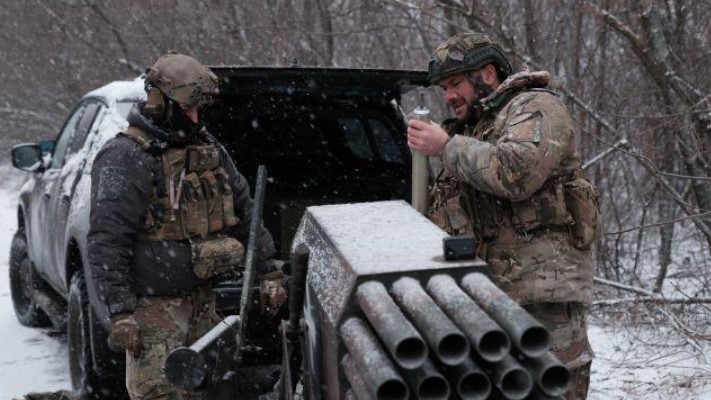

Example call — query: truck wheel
[9,227,50,327]
[68,272,127,399]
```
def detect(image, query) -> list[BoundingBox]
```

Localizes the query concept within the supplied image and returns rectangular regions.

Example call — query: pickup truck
[9,67,427,399]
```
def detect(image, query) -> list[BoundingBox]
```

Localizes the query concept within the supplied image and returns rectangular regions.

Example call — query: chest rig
[427,118,504,239]
[121,127,239,241]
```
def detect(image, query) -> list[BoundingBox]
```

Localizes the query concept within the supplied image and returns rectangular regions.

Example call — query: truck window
[67,101,101,157]
[338,117,374,161]
[51,104,86,169]
[369,118,404,164]
[115,101,135,119]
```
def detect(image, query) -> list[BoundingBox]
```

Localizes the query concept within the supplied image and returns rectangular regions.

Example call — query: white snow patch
[0,168,707,399]
[0,179,71,399]
[304,200,478,274]
[84,77,144,106]
[588,322,711,399]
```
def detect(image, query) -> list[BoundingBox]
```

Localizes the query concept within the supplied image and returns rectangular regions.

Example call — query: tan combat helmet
[144,52,219,116]
[428,32,512,84]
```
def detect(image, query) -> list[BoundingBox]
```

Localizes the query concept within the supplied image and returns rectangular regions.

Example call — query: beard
[470,73,494,99]
[467,73,494,123]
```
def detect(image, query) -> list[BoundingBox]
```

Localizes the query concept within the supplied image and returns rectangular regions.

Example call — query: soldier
[88,53,286,400]
[408,32,600,399]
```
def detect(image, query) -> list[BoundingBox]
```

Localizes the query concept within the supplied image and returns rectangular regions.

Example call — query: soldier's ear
[481,64,499,86]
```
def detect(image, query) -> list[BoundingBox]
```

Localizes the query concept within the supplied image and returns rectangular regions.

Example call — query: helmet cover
[145,52,218,108]
[428,32,512,84]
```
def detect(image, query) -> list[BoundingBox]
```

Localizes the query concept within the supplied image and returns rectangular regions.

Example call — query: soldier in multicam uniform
[408,32,601,399]
[88,53,287,400]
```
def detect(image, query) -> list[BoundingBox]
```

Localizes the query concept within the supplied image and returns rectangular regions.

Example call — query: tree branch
[604,210,711,235]
[380,0,711,244]
[595,297,711,305]
[595,276,655,296]
[595,276,711,345]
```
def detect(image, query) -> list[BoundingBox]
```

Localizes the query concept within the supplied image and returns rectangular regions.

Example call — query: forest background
[0,0,709,397]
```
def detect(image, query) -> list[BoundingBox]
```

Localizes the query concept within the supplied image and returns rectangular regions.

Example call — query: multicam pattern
[442,75,574,203]
[436,71,593,306]
[526,302,593,400]
[429,70,597,398]
[433,32,493,63]
[429,32,512,83]
[125,287,219,400]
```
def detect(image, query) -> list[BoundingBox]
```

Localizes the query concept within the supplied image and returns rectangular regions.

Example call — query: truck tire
[9,227,50,327]
[68,272,127,399]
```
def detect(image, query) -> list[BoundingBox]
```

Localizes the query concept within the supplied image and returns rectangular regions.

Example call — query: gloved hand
[108,313,143,358]
[259,270,288,319]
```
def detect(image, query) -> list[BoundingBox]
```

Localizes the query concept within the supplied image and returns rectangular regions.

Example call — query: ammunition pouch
[427,177,475,236]
[192,236,245,280]
[510,180,573,233]
[563,175,601,250]
[428,176,506,239]
[122,128,239,241]
[468,190,504,240]
[184,171,209,237]
[429,169,600,251]
[187,145,220,172]
[429,195,475,236]
[509,173,600,250]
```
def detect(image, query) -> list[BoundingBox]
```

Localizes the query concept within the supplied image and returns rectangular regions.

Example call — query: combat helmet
[428,32,512,84]
[144,52,219,115]
[143,52,219,142]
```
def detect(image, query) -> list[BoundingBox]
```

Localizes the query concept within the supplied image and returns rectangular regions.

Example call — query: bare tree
[2,0,710,289]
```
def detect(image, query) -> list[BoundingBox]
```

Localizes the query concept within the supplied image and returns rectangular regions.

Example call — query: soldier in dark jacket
[88,53,285,400]
[408,33,601,399]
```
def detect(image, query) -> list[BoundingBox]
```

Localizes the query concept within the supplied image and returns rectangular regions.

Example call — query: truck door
[34,100,101,288]
[29,103,85,285]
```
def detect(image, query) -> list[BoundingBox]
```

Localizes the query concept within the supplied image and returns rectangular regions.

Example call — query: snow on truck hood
[84,76,146,104]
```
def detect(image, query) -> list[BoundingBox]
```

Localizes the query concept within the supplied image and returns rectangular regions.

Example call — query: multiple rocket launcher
[341,274,568,400]
[164,201,571,399]
[294,201,570,400]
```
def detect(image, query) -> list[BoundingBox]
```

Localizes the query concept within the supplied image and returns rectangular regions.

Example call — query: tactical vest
[429,169,599,249]
[120,127,239,241]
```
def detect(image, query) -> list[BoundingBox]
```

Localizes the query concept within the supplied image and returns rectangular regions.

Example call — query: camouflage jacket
[428,70,596,307]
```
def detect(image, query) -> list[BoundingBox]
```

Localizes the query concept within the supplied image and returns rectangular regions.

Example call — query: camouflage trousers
[125,286,220,400]
[482,230,594,398]
[525,302,593,400]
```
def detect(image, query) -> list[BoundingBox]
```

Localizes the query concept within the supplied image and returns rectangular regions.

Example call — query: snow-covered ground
[588,321,710,399]
[0,182,71,399]
[0,166,708,399]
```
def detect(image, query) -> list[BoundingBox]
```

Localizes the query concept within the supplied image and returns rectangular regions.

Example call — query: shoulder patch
[97,166,127,201]
[505,111,543,144]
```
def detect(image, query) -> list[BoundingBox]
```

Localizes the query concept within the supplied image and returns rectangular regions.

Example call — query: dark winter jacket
[87,105,276,316]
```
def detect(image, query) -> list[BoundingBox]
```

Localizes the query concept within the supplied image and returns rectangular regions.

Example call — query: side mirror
[39,139,55,155]
[11,143,44,172]
[38,139,55,169]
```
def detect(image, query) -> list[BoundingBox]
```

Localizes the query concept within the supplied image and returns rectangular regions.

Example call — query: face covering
[164,99,203,144]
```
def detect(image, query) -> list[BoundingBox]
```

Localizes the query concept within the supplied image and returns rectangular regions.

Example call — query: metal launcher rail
[293,201,571,400]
